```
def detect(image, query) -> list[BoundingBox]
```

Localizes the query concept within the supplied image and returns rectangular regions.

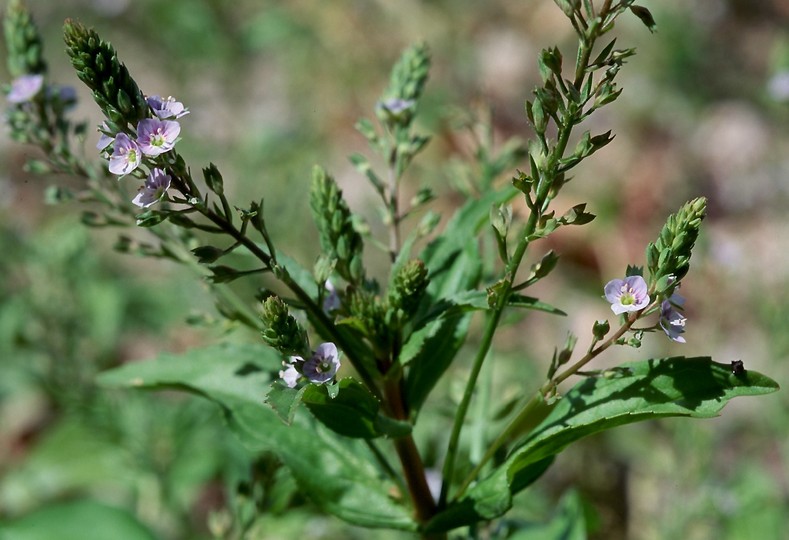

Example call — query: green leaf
[97,343,416,531]
[97,342,281,404]
[0,500,157,540]
[402,186,518,412]
[432,357,778,530]
[302,378,412,439]
[419,186,517,304]
[404,312,472,412]
[223,394,416,530]
[508,294,567,316]
[403,233,488,411]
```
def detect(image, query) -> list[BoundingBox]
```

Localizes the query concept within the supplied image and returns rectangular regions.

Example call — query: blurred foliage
[1,0,788,539]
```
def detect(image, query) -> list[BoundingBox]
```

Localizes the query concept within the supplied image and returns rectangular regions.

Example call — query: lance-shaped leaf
[98,343,416,531]
[426,357,778,532]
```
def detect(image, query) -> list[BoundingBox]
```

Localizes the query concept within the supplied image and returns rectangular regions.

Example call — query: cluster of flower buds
[309,166,365,284]
[64,20,189,209]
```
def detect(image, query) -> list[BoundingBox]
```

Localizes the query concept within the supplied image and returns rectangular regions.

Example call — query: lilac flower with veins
[279,360,301,388]
[147,95,190,119]
[132,168,172,208]
[108,133,141,175]
[136,118,180,156]
[604,275,650,315]
[7,74,44,103]
[302,342,341,385]
[660,293,687,343]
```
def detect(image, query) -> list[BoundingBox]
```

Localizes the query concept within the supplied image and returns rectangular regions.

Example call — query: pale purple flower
[279,359,301,388]
[302,342,341,385]
[147,95,189,119]
[604,275,650,315]
[136,118,180,156]
[132,168,171,208]
[660,294,687,343]
[323,280,341,314]
[7,74,44,103]
[108,133,141,175]
[378,98,415,115]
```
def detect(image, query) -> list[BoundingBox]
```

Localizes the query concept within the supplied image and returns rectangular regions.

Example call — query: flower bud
[4,0,47,77]
[309,166,365,284]
[260,296,309,357]
[63,20,148,129]
[647,197,706,285]
[388,259,429,318]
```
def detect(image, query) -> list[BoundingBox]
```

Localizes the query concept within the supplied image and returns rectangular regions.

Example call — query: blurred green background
[1,0,788,539]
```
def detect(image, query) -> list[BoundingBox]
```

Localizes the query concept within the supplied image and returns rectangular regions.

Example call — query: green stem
[438,208,540,508]
[197,205,383,399]
[387,155,401,263]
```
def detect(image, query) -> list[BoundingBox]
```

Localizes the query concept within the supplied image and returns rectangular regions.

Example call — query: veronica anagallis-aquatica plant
[2,0,778,537]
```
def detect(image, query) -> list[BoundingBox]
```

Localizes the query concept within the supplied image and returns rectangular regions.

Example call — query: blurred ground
[1,1,788,539]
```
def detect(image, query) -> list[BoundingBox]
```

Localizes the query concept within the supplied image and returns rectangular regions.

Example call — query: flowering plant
[2,0,778,537]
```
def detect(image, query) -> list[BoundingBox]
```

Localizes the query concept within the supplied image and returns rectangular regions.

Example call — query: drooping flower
[323,279,341,314]
[279,359,301,388]
[146,95,189,119]
[108,133,141,175]
[604,275,650,315]
[659,294,687,343]
[136,118,180,156]
[7,74,44,104]
[132,168,171,208]
[96,122,114,151]
[302,342,341,385]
